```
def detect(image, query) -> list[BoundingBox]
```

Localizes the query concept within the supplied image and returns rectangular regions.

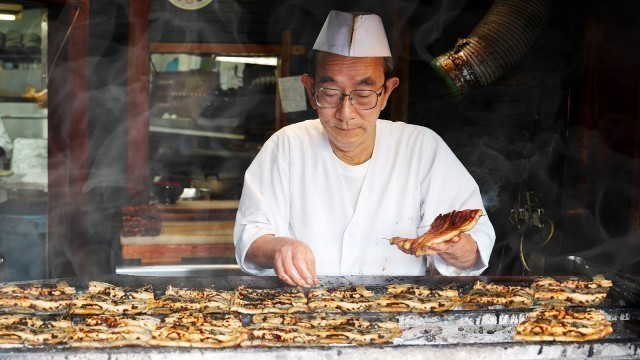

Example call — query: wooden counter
[120,200,238,265]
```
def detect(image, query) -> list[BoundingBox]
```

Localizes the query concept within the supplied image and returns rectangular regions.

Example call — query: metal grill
[0,261,639,359]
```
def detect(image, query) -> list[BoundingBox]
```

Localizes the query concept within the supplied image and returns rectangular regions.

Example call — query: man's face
[302,52,399,155]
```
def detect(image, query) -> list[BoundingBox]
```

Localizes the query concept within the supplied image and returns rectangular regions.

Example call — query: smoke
[50,0,272,277]
[487,123,640,275]
[460,144,528,211]
[10,0,638,281]
[34,1,133,278]
[560,218,640,272]
[444,131,564,213]
[413,0,467,62]
[149,0,251,44]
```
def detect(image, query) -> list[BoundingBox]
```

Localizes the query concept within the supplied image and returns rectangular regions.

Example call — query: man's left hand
[422,233,479,269]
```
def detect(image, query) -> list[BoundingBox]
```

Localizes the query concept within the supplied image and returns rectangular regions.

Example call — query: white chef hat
[312,10,391,57]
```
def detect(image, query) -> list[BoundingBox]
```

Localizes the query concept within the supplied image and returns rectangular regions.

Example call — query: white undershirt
[334,157,370,210]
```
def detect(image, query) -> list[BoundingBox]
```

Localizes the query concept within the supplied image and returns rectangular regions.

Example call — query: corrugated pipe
[430,0,552,99]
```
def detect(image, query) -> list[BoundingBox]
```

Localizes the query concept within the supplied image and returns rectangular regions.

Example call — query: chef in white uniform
[234,10,496,286]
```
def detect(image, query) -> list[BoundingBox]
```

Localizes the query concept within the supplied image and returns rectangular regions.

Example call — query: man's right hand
[273,238,318,287]
[245,235,318,287]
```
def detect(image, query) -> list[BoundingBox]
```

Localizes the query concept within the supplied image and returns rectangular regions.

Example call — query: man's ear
[300,74,316,109]
[380,76,400,110]
[384,77,400,94]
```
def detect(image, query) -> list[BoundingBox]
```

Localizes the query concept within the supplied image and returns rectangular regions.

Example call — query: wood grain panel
[120,219,235,246]
[122,244,235,265]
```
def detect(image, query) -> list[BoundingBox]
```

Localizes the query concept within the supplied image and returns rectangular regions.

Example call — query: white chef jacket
[234,119,495,276]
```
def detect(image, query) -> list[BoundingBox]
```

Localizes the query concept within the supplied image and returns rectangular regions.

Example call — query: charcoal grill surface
[0,275,639,359]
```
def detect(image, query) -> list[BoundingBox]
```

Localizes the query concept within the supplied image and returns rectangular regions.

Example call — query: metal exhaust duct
[430,0,552,99]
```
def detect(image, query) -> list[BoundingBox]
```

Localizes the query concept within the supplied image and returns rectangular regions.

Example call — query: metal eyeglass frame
[312,86,384,110]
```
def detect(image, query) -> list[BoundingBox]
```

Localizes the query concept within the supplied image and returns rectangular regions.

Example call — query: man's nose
[335,94,355,121]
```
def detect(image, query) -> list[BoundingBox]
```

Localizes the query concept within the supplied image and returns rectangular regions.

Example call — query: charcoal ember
[121,205,161,237]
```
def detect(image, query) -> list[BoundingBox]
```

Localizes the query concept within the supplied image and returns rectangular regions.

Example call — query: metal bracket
[510,191,546,229]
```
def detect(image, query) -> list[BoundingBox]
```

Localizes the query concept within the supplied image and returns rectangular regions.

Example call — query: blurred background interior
[0,0,639,281]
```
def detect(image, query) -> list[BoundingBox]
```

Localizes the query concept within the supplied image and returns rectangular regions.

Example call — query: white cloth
[0,117,12,157]
[234,119,495,276]
[11,137,47,174]
[335,157,368,210]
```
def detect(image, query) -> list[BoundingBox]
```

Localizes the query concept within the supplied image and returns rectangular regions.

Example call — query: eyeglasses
[312,86,384,110]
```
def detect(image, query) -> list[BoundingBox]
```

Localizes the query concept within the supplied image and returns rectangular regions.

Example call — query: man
[234,10,495,286]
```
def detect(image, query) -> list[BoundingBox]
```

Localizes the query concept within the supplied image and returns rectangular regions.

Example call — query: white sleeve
[233,135,290,275]
[420,135,496,276]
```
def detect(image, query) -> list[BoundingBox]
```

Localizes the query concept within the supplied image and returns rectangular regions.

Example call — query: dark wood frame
[127,0,150,204]
[46,0,153,277]
[47,0,90,277]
